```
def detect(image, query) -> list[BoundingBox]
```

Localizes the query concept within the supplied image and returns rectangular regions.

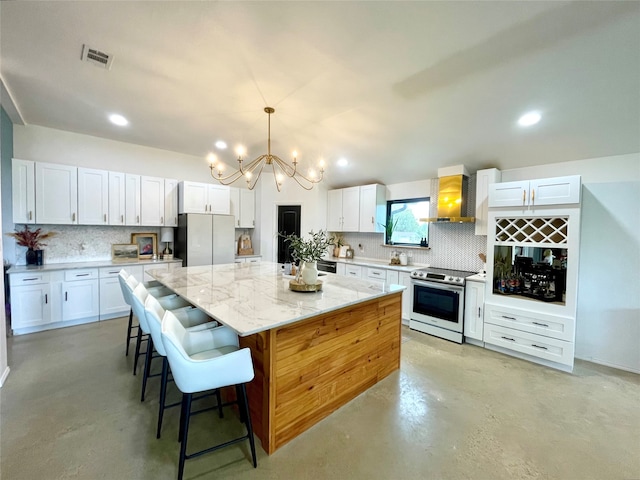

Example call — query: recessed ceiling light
[215,140,227,149]
[337,158,348,167]
[518,111,541,127]
[109,113,128,126]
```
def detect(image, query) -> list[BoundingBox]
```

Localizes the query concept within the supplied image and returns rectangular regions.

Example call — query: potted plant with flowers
[7,225,57,266]
[281,230,334,286]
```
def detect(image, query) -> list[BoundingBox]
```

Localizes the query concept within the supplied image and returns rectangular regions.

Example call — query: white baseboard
[0,366,10,387]
[574,354,640,374]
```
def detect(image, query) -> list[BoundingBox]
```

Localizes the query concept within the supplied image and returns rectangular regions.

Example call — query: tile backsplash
[335,175,488,273]
[8,225,162,265]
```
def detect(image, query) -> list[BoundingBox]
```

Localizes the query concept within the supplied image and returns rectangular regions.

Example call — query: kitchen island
[147,262,404,454]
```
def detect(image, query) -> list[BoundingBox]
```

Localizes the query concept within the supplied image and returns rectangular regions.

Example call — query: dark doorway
[277,205,301,263]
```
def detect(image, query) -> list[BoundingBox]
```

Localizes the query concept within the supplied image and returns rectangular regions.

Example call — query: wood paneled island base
[239,292,402,454]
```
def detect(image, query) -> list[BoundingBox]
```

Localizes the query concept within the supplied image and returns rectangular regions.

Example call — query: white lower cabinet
[399,272,412,323]
[365,267,386,284]
[344,265,362,278]
[463,280,485,343]
[235,256,261,264]
[99,267,130,320]
[483,302,575,368]
[9,262,182,335]
[10,273,52,331]
[336,263,346,276]
[62,269,99,322]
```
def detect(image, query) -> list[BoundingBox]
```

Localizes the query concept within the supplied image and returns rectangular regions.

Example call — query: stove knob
[448,276,453,281]
[419,272,425,278]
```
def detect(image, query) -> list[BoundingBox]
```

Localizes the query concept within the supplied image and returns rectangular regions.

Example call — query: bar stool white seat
[130,283,202,401]
[117,269,172,358]
[144,294,218,438]
[161,310,257,480]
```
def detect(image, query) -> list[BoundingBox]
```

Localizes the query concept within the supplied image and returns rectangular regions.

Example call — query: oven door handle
[412,279,464,294]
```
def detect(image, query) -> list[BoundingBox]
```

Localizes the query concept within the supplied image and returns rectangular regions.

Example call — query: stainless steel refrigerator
[175,214,235,266]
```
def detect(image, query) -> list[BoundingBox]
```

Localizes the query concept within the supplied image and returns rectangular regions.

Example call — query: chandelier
[208,107,325,192]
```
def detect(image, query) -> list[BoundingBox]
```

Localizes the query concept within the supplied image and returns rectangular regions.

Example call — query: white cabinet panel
[489,175,581,209]
[78,167,109,225]
[62,278,99,321]
[140,176,165,226]
[475,168,501,235]
[125,174,141,226]
[386,270,399,285]
[108,172,126,226]
[164,178,178,227]
[12,158,35,224]
[327,187,360,232]
[344,264,362,278]
[99,269,129,320]
[399,272,412,322]
[239,188,255,228]
[463,280,484,342]
[484,303,574,342]
[179,182,231,215]
[10,283,52,330]
[359,184,386,233]
[35,162,78,224]
[336,262,346,276]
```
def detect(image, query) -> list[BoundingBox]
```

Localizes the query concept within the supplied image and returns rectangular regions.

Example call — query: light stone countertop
[329,257,423,272]
[466,273,487,282]
[7,258,183,274]
[146,261,406,337]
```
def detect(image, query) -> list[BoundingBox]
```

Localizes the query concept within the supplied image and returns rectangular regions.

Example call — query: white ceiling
[1,1,639,188]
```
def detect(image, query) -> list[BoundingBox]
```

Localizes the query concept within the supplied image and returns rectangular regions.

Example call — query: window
[386,198,429,246]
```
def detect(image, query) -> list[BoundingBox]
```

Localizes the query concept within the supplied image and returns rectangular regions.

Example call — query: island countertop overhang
[146,262,406,337]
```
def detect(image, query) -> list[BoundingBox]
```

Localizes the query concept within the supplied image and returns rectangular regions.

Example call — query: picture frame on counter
[112,244,139,262]
[131,233,158,259]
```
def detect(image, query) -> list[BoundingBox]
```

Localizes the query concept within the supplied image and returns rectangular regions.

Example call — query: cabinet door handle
[104,213,107,222]
[45,294,48,304]
[121,214,124,224]
[252,220,255,226]
[532,321,549,327]
[532,344,548,350]
[65,292,68,301]
[501,336,515,342]
[175,217,177,224]
[72,212,76,222]
[478,307,481,318]
[161,216,164,224]
[531,189,535,203]
[137,215,140,224]
[522,190,526,204]
[371,216,374,224]
[29,211,33,220]
[237,219,240,226]
[502,315,516,320]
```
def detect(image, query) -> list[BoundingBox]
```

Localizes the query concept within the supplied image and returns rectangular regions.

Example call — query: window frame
[385,197,430,246]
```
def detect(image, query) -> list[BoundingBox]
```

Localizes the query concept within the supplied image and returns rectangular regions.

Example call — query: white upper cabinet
[140,176,165,226]
[35,162,78,224]
[125,174,141,226]
[231,187,256,228]
[78,167,109,225]
[358,184,386,233]
[179,181,230,215]
[12,158,35,224]
[489,175,581,209]
[108,171,126,226]
[327,186,360,232]
[164,178,178,227]
[475,168,501,235]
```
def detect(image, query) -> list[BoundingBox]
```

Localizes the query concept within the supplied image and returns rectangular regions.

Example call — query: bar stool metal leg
[178,393,193,480]
[125,308,134,356]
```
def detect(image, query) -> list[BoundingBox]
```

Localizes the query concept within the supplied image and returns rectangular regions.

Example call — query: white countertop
[146,261,406,337]
[466,273,487,282]
[7,258,182,274]
[329,257,420,272]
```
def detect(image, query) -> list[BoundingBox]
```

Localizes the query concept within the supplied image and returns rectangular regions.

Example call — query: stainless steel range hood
[420,166,475,223]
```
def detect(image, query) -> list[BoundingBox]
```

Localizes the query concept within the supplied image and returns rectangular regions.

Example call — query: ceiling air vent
[81,44,114,70]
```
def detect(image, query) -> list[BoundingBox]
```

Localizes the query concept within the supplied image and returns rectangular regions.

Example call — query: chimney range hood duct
[420,166,475,223]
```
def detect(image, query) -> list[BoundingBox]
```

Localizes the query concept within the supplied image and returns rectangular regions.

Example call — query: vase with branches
[280,230,334,284]
[6,225,57,265]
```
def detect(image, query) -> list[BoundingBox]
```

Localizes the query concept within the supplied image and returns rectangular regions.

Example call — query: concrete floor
[1,318,639,480]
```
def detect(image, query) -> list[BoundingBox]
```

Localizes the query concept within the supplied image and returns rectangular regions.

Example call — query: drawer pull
[532,321,549,327]
[108,271,119,274]
[372,272,381,276]
[501,336,515,342]
[502,315,517,320]
[75,273,90,277]
[23,277,39,281]
[532,344,548,350]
